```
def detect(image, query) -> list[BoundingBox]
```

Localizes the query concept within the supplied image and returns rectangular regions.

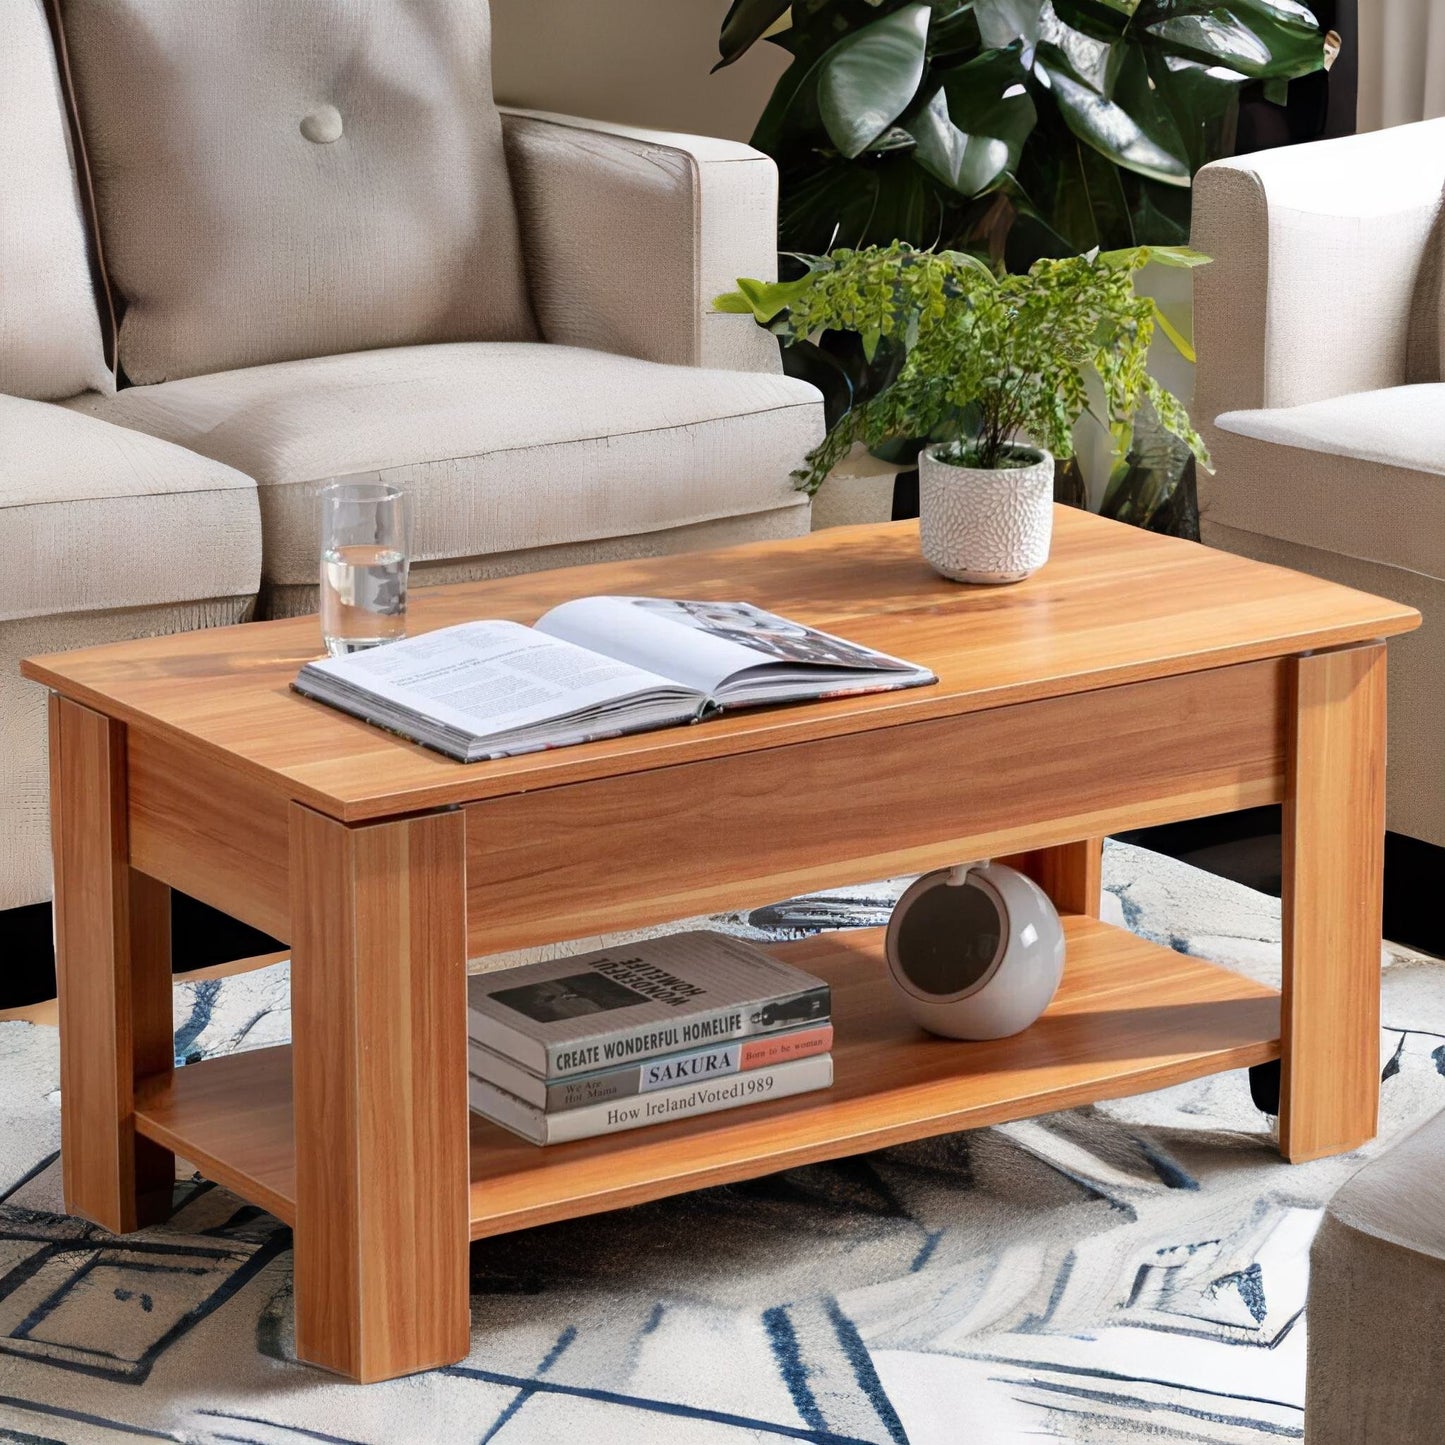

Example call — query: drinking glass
[319,477,411,657]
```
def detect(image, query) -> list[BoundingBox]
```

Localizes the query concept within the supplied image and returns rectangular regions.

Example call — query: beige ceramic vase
[918,443,1055,584]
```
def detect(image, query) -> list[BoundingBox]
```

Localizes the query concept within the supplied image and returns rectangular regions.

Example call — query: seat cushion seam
[0,483,259,510]
[108,396,823,487]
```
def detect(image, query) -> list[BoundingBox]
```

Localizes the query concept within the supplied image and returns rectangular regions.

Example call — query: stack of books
[467,932,834,1145]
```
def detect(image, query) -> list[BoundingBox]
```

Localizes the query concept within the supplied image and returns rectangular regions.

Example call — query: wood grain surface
[136,1046,294,1222]
[23,511,1418,822]
[127,727,290,940]
[1001,840,1105,918]
[130,920,1280,1240]
[462,662,1286,955]
[288,805,471,1381]
[1279,644,1389,1162]
[48,697,174,1232]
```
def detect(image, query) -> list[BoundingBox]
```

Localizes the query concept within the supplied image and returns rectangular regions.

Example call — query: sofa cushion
[0,394,261,622]
[0,0,110,400]
[57,0,536,385]
[1326,1107,1445,1264]
[65,342,824,588]
[1305,1109,1445,1445]
[1209,384,1445,580]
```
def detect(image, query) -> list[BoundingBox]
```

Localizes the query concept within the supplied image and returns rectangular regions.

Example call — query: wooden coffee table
[24,509,1418,1381]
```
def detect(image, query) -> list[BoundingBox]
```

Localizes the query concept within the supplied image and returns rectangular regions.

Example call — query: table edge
[22,614,1420,823]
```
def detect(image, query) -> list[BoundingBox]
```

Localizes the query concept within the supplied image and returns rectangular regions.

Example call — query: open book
[293,596,936,761]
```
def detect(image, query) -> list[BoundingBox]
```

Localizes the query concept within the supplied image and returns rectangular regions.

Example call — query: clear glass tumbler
[319,477,411,657]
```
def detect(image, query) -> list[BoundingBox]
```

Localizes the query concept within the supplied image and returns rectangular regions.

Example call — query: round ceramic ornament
[884,861,1065,1039]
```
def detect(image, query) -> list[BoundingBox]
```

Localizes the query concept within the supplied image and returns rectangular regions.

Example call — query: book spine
[467,1040,548,1109]
[541,984,831,1078]
[469,1054,834,1145]
[532,1023,834,1113]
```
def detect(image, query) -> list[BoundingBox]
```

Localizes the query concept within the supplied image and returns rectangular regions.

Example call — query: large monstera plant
[716,0,1330,534]
[717,0,1330,265]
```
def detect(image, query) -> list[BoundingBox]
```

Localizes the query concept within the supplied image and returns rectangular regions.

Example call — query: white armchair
[1192,120,1445,847]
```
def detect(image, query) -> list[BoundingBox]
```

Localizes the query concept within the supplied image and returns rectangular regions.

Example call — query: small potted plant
[717,243,1209,582]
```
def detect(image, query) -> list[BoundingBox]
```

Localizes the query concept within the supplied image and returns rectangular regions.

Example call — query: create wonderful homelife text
[555,1012,743,1072]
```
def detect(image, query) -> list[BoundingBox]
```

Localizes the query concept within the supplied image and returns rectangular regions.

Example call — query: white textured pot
[918,443,1054,584]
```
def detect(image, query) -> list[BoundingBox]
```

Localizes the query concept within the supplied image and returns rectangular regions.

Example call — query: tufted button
[300,105,343,144]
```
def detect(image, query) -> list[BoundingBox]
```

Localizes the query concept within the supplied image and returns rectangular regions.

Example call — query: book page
[538,596,923,694]
[302,620,695,737]
[535,597,761,694]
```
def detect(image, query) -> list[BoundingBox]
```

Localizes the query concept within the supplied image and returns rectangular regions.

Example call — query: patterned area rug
[2,842,1442,1445]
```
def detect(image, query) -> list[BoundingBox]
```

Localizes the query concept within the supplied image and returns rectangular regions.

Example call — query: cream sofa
[1192,119,1445,849]
[0,0,823,914]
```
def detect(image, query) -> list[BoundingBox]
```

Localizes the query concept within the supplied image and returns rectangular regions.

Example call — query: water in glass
[318,477,411,657]
[321,542,408,653]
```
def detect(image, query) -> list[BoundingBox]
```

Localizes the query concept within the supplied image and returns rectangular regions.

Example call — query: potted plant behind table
[714,0,1331,533]
[717,241,1210,583]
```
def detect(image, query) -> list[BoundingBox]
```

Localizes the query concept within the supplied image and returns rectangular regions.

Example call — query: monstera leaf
[818,4,932,157]
[1035,46,1191,185]
[726,0,1327,260]
[781,147,948,251]
[941,42,1038,164]
[716,0,794,70]
[1137,0,1327,79]
[908,89,1010,192]
[973,0,1042,47]
[1107,44,1233,173]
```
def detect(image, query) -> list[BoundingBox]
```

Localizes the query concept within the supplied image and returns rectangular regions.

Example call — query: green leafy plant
[716,0,1329,265]
[717,241,1210,492]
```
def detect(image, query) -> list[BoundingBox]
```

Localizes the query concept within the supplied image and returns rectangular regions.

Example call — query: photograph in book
[466,932,830,1079]
[623,599,916,670]
[291,594,936,761]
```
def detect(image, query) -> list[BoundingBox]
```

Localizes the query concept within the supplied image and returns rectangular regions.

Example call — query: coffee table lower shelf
[134,918,1281,1240]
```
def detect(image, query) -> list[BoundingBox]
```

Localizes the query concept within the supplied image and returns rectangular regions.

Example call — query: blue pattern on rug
[763,1306,828,1435]
[1,842,1442,1443]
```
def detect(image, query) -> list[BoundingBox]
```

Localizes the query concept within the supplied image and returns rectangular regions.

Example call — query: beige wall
[1357,0,1445,131]
[490,0,788,142]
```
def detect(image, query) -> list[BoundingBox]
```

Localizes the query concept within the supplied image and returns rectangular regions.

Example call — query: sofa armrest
[500,108,781,373]
[1192,119,1445,432]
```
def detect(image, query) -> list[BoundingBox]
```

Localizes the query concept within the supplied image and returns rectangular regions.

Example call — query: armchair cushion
[501,110,781,374]
[57,0,536,385]
[1207,384,1445,581]
[1193,119,1445,430]
[0,0,111,400]
[67,341,822,591]
[0,394,260,623]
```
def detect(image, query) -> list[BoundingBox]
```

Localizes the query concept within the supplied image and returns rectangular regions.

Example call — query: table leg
[1001,839,1104,917]
[1278,645,1388,1163]
[49,696,174,1232]
[289,802,470,1381]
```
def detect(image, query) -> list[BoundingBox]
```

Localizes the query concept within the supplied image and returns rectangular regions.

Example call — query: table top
[23,509,1419,821]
